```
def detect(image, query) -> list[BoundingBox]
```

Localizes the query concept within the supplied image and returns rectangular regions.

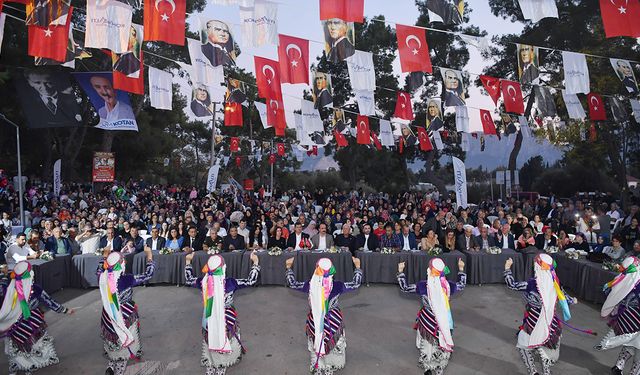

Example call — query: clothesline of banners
[7,1,640,148]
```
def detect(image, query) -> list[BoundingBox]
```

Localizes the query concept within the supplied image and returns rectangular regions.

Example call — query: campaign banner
[92,152,115,182]
[53,159,61,196]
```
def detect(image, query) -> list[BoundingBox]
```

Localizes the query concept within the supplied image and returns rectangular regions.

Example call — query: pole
[0,114,25,227]
[270,139,274,194]
[490,171,494,203]
[210,102,217,167]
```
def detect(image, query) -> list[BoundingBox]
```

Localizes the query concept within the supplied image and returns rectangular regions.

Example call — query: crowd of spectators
[0,179,639,270]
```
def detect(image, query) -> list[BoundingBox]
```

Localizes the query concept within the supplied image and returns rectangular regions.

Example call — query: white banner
[562,51,590,94]
[379,119,394,147]
[254,101,270,128]
[561,90,586,119]
[85,0,133,54]
[630,99,640,123]
[149,67,173,110]
[187,38,225,86]
[452,156,468,209]
[206,164,220,192]
[518,115,532,138]
[294,113,311,145]
[347,50,375,92]
[239,0,278,47]
[301,99,324,145]
[355,89,375,115]
[518,0,558,22]
[455,105,470,133]
[460,132,471,152]
[459,34,490,55]
[433,131,444,150]
[53,159,61,196]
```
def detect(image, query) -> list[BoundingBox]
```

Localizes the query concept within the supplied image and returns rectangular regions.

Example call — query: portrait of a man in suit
[313,72,333,109]
[533,85,557,117]
[201,19,236,67]
[226,78,247,105]
[517,44,540,85]
[191,85,214,118]
[611,59,638,96]
[426,0,464,25]
[441,69,466,107]
[426,98,444,131]
[112,25,141,78]
[16,68,83,128]
[323,18,355,63]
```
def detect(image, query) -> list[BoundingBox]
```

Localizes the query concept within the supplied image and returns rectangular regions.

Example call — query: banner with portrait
[400,124,417,146]
[517,43,540,85]
[14,67,83,128]
[226,77,247,105]
[92,152,116,182]
[190,84,215,118]
[427,0,464,25]
[425,98,444,131]
[440,68,466,107]
[533,85,557,117]
[331,108,349,135]
[199,18,238,67]
[322,18,355,63]
[610,58,639,96]
[73,72,138,131]
[312,71,333,109]
[112,24,143,78]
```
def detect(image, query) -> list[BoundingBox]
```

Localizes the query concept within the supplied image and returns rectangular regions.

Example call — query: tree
[519,155,545,191]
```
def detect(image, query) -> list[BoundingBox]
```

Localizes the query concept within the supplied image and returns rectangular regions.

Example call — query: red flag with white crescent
[319,0,364,22]
[371,132,382,151]
[356,115,370,145]
[254,56,282,99]
[230,137,240,153]
[479,109,497,135]
[334,129,348,147]
[278,34,309,84]
[599,0,640,38]
[268,153,276,164]
[396,24,432,73]
[587,92,607,121]
[394,91,414,120]
[501,80,525,114]
[27,6,73,62]
[266,94,286,136]
[143,0,185,45]
[480,75,501,105]
[224,102,243,127]
[235,156,242,167]
[277,142,285,156]
[417,127,432,151]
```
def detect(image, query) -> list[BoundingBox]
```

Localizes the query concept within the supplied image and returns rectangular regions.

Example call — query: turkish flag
[235,156,242,167]
[255,56,282,99]
[587,92,607,121]
[356,115,370,145]
[394,91,414,120]
[268,154,276,164]
[224,102,243,127]
[27,6,72,62]
[266,95,286,135]
[417,127,432,152]
[278,34,309,84]
[501,80,525,114]
[230,137,240,153]
[113,51,144,95]
[319,0,364,22]
[599,0,640,38]
[441,130,449,140]
[480,75,501,105]
[479,109,497,135]
[277,142,285,156]
[398,136,404,154]
[334,129,348,147]
[144,0,186,45]
[371,132,382,151]
[306,146,318,156]
[396,24,432,73]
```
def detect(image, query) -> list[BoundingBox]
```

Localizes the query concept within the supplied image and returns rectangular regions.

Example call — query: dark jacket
[99,235,123,252]
[182,235,204,252]
[327,37,355,63]
[45,236,71,255]
[222,235,246,251]
[145,236,167,251]
[355,233,379,251]
[286,232,310,249]
[475,235,497,249]
[456,234,480,252]
[495,233,516,249]
[334,234,357,255]
[267,236,286,249]
[534,234,557,251]
[124,235,145,253]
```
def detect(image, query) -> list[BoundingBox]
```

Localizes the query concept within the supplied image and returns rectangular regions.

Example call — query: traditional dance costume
[597,256,640,375]
[184,254,260,375]
[504,253,575,375]
[397,258,467,375]
[0,262,71,375]
[286,258,362,375]
[98,252,155,375]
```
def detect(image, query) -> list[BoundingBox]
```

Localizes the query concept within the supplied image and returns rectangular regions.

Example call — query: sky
[183,0,564,171]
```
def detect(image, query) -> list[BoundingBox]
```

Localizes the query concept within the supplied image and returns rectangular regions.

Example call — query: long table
[550,253,616,304]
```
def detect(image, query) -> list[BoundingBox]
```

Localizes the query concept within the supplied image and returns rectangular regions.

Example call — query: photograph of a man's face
[323,18,355,63]
[200,19,237,67]
[112,24,142,78]
[426,98,444,131]
[517,44,540,85]
[440,69,465,107]
[312,71,333,109]
[610,58,638,96]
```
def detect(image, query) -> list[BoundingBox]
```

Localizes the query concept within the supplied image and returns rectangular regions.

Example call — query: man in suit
[124,226,145,254]
[456,225,479,252]
[227,78,246,104]
[311,223,334,250]
[286,223,310,250]
[615,59,639,95]
[535,227,557,251]
[99,227,123,252]
[422,211,445,238]
[145,227,166,252]
[222,226,246,252]
[313,73,333,109]
[182,226,204,252]
[113,26,141,77]
[475,226,497,250]
[518,44,539,84]
[22,69,82,128]
[45,227,71,256]
[201,19,235,67]
[442,69,465,107]
[534,85,557,117]
[495,224,516,249]
[334,224,357,255]
[399,224,418,251]
[356,223,380,251]
[191,85,214,117]
[325,18,355,63]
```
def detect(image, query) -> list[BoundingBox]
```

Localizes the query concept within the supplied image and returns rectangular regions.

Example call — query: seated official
[75,223,102,255]
[124,226,145,253]
[495,224,516,249]
[334,224,357,255]
[286,223,310,250]
[570,232,591,252]
[475,226,496,250]
[166,227,184,251]
[380,224,402,251]
[6,233,38,269]
[534,227,557,251]
[248,224,265,250]
[99,227,123,253]
[44,227,71,256]
[203,230,224,252]
[182,226,204,252]
[310,223,334,250]
[145,227,167,251]
[456,225,479,252]
[268,227,287,249]
[222,226,246,252]
[516,228,536,250]
[399,224,418,251]
[356,223,379,251]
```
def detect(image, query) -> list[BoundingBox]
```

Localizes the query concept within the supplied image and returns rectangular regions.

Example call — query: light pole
[210,102,218,167]
[0,114,25,227]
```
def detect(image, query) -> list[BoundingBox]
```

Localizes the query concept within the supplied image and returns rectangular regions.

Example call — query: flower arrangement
[545,246,559,254]
[268,247,283,256]
[426,247,442,256]
[566,251,580,260]
[326,246,342,254]
[486,247,502,255]
[380,247,395,254]
[207,248,220,255]
[159,247,174,255]
[39,251,54,261]
[94,248,104,257]
[603,259,621,272]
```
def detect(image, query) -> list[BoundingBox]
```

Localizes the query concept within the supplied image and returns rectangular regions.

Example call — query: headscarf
[529,253,571,348]
[99,252,134,347]
[201,255,230,352]
[602,256,640,317]
[426,258,454,352]
[0,262,33,332]
[309,258,335,356]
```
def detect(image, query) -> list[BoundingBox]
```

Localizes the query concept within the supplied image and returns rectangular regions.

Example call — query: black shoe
[105,368,114,375]
[611,366,623,375]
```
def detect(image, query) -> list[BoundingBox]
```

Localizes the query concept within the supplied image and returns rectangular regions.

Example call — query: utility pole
[270,139,274,194]
[0,114,25,227]
[210,102,218,166]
